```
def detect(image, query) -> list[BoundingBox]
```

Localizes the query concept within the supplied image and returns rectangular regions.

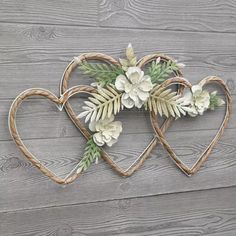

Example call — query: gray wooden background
[0,0,236,235]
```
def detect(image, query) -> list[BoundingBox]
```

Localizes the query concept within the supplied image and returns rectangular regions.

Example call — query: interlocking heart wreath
[8,49,232,184]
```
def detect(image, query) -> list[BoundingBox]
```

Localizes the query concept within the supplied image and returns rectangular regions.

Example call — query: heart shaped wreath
[59,50,183,177]
[8,44,232,184]
[75,44,230,173]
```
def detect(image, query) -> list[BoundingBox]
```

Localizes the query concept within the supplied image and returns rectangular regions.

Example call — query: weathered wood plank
[0,128,235,212]
[0,23,235,100]
[1,187,236,235]
[0,2,235,235]
[99,0,236,33]
[0,0,98,26]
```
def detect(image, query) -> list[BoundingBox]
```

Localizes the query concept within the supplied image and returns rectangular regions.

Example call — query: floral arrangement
[76,44,225,173]
[8,44,231,184]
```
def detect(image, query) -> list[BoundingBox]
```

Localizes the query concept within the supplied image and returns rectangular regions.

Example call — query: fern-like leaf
[209,91,225,110]
[77,85,123,123]
[79,61,124,87]
[146,85,188,118]
[77,138,101,173]
[146,60,179,84]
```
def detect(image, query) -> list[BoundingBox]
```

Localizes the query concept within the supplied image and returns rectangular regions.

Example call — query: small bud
[156,57,161,64]
[76,166,83,174]
[127,43,132,49]
[210,91,217,96]
[91,82,98,87]
[126,43,135,61]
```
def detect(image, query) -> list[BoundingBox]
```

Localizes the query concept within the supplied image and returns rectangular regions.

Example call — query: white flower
[89,115,122,147]
[192,85,210,115]
[115,67,154,109]
[156,57,161,64]
[181,84,210,117]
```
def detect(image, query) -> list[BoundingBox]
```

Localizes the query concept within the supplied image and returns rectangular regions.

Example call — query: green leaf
[209,91,225,110]
[146,59,179,84]
[79,61,124,87]
[77,138,101,173]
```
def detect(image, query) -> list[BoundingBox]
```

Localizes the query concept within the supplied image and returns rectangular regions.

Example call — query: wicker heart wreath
[8,44,232,184]
[8,86,96,184]
[59,51,183,177]
[150,76,232,176]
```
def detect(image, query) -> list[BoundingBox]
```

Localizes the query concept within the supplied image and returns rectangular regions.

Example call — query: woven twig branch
[8,86,99,184]
[9,49,229,184]
[150,76,232,176]
[59,52,184,177]
[9,52,183,184]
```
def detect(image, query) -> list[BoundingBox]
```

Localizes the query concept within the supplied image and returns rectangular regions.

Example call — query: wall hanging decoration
[8,44,232,184]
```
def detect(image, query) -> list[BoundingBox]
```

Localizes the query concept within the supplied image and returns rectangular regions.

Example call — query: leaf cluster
[147,60,179,84]
[209,91,225,110]
[77,138,101,173]
[79,61,124,87]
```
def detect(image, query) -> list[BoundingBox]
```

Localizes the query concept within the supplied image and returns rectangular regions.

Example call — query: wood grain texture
[99,0,236,33]
[0,23,236,100]
[1,187,236,235]
[0,1,236,234]
[0,128,235,212]
[0,0,98,26]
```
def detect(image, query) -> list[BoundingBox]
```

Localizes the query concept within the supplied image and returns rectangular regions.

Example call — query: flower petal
[180,91,194,106]
[191,84,202,94]
[124,82,133,93]
[121,93,135,108]
[134,97,144,108]
[137,89,150,101]
[93,133,105,146]
[139,76,154,92]
[187,106,198,117]
[89,121,96,132]
[111,121,123,139]
[115,74,129,91]
[126,67,143,84]
[126,66,142,78]
[128,89,138,102]
[106,138,118,147]
[102,132,112,142]
[103,114,114,125]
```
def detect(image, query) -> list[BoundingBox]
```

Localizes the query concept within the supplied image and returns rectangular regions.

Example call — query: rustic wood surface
[0,0,235,235]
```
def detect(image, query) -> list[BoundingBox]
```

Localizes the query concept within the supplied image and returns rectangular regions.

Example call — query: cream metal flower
[115,67,154,109]
[181,84,210,117]
[89,115,122,147]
